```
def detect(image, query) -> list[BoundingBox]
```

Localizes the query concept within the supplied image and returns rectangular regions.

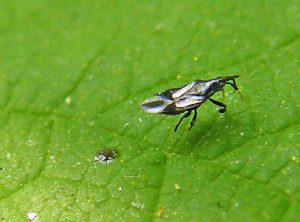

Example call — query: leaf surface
[0,1,300,221]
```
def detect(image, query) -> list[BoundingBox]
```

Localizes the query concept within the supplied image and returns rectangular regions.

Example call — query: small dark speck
[95,148,117,164]
[0,167,3,171]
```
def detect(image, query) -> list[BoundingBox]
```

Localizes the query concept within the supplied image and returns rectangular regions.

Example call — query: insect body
[141,75,240,132]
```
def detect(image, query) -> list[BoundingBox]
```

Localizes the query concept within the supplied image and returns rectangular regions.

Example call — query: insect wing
[171,82,196,98]
[171,81,205,109]
[141,95,173,113]
[141,81,204,114]
[175,94,205,109]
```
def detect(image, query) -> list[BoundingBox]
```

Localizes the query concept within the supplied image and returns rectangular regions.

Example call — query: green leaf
[1,1,300,221]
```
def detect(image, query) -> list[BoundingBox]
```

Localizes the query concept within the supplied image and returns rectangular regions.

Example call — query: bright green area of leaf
[0,0,300,221]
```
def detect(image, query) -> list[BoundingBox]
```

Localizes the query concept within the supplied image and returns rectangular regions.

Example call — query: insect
[141,75,240,132]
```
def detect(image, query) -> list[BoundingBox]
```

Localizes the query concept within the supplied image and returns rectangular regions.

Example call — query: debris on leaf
[27,212,38,222]
[131,201,144,210]
[156,207,165,217]
[174,183,181,191]
[94,148,117,164]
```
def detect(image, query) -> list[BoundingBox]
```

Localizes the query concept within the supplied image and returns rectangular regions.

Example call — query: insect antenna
[233,78,243,100]
[236,88,243,100]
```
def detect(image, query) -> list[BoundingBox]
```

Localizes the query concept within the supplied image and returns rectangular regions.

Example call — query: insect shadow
[172,113,247,159]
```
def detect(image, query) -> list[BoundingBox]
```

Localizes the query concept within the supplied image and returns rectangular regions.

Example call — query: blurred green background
[0,0,300,221]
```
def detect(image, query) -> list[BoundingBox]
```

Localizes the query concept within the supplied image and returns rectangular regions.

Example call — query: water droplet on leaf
[65,96,72,105]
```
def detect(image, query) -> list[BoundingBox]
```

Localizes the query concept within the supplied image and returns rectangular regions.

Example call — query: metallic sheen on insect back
[141,75,240,132]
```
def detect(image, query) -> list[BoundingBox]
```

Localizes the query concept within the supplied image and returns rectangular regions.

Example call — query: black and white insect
[141,75,240,132]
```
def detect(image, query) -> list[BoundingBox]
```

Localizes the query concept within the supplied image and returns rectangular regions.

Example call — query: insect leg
[209,98,226,113]
[221,88,225,100]
[174,111,192,132]
[188,109,197,131]
[226,81,239,90]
